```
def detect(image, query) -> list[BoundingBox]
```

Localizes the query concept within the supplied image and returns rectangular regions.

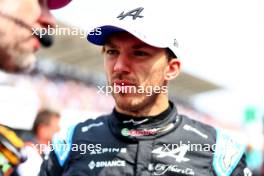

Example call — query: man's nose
[38,1,56,28]
[113,54,130,73]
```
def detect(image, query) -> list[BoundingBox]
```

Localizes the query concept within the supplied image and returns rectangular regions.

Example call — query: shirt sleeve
[212,129,249,176]
[39,125,77,176]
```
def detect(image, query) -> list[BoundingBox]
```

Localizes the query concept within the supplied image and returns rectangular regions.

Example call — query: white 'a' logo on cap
[117,7,144,20]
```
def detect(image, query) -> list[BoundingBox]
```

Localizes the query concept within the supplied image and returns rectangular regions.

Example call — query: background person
[0,0,71,175]
[16,110,61,176]
[0,0,71,72]
[31,110,61,148]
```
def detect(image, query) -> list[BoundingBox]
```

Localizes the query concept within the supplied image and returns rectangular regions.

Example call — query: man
[40,4,251,176]
[31,110,61,148]
[0,0,71,175]
[17,110,61,176]
[0,0,71,72]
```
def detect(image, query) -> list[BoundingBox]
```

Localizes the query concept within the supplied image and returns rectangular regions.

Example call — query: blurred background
[0,0,263,175]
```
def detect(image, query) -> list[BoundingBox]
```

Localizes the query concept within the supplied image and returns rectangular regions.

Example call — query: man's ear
[164,58,181,81]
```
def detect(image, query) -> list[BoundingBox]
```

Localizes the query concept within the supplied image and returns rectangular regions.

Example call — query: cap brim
[87,25,179,58]
[48,0,71,9]
[87,26,126,45]
[87,25,167,48]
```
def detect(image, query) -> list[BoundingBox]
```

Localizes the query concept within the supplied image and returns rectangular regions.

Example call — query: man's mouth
[111,79,139,95]
[113,80,136,86]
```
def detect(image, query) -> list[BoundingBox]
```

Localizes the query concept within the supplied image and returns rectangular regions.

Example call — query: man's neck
[115,95,169,117]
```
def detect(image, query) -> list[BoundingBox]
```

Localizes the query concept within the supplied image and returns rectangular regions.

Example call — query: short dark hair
[166,48,177,60]
[32,109,60,135]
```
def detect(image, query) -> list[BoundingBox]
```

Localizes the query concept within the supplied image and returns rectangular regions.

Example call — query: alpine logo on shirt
[90,147,127,155]
[152,145,190,163]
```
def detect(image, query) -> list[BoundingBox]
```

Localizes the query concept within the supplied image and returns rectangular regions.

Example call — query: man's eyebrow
[132,44,152,49]
[104,41,118,48]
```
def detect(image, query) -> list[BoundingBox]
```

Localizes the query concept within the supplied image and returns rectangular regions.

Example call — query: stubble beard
[0,51,36,73]
[114,91,159,114]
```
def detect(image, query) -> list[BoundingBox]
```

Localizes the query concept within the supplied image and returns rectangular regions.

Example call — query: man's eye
[106,49,119,55]
[134,50,150,57]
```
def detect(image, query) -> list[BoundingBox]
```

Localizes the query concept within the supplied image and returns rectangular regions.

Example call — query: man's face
[0,0,55,72]
[47,116,60,141]
[103,32,177,112]
[41,116,60,142]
